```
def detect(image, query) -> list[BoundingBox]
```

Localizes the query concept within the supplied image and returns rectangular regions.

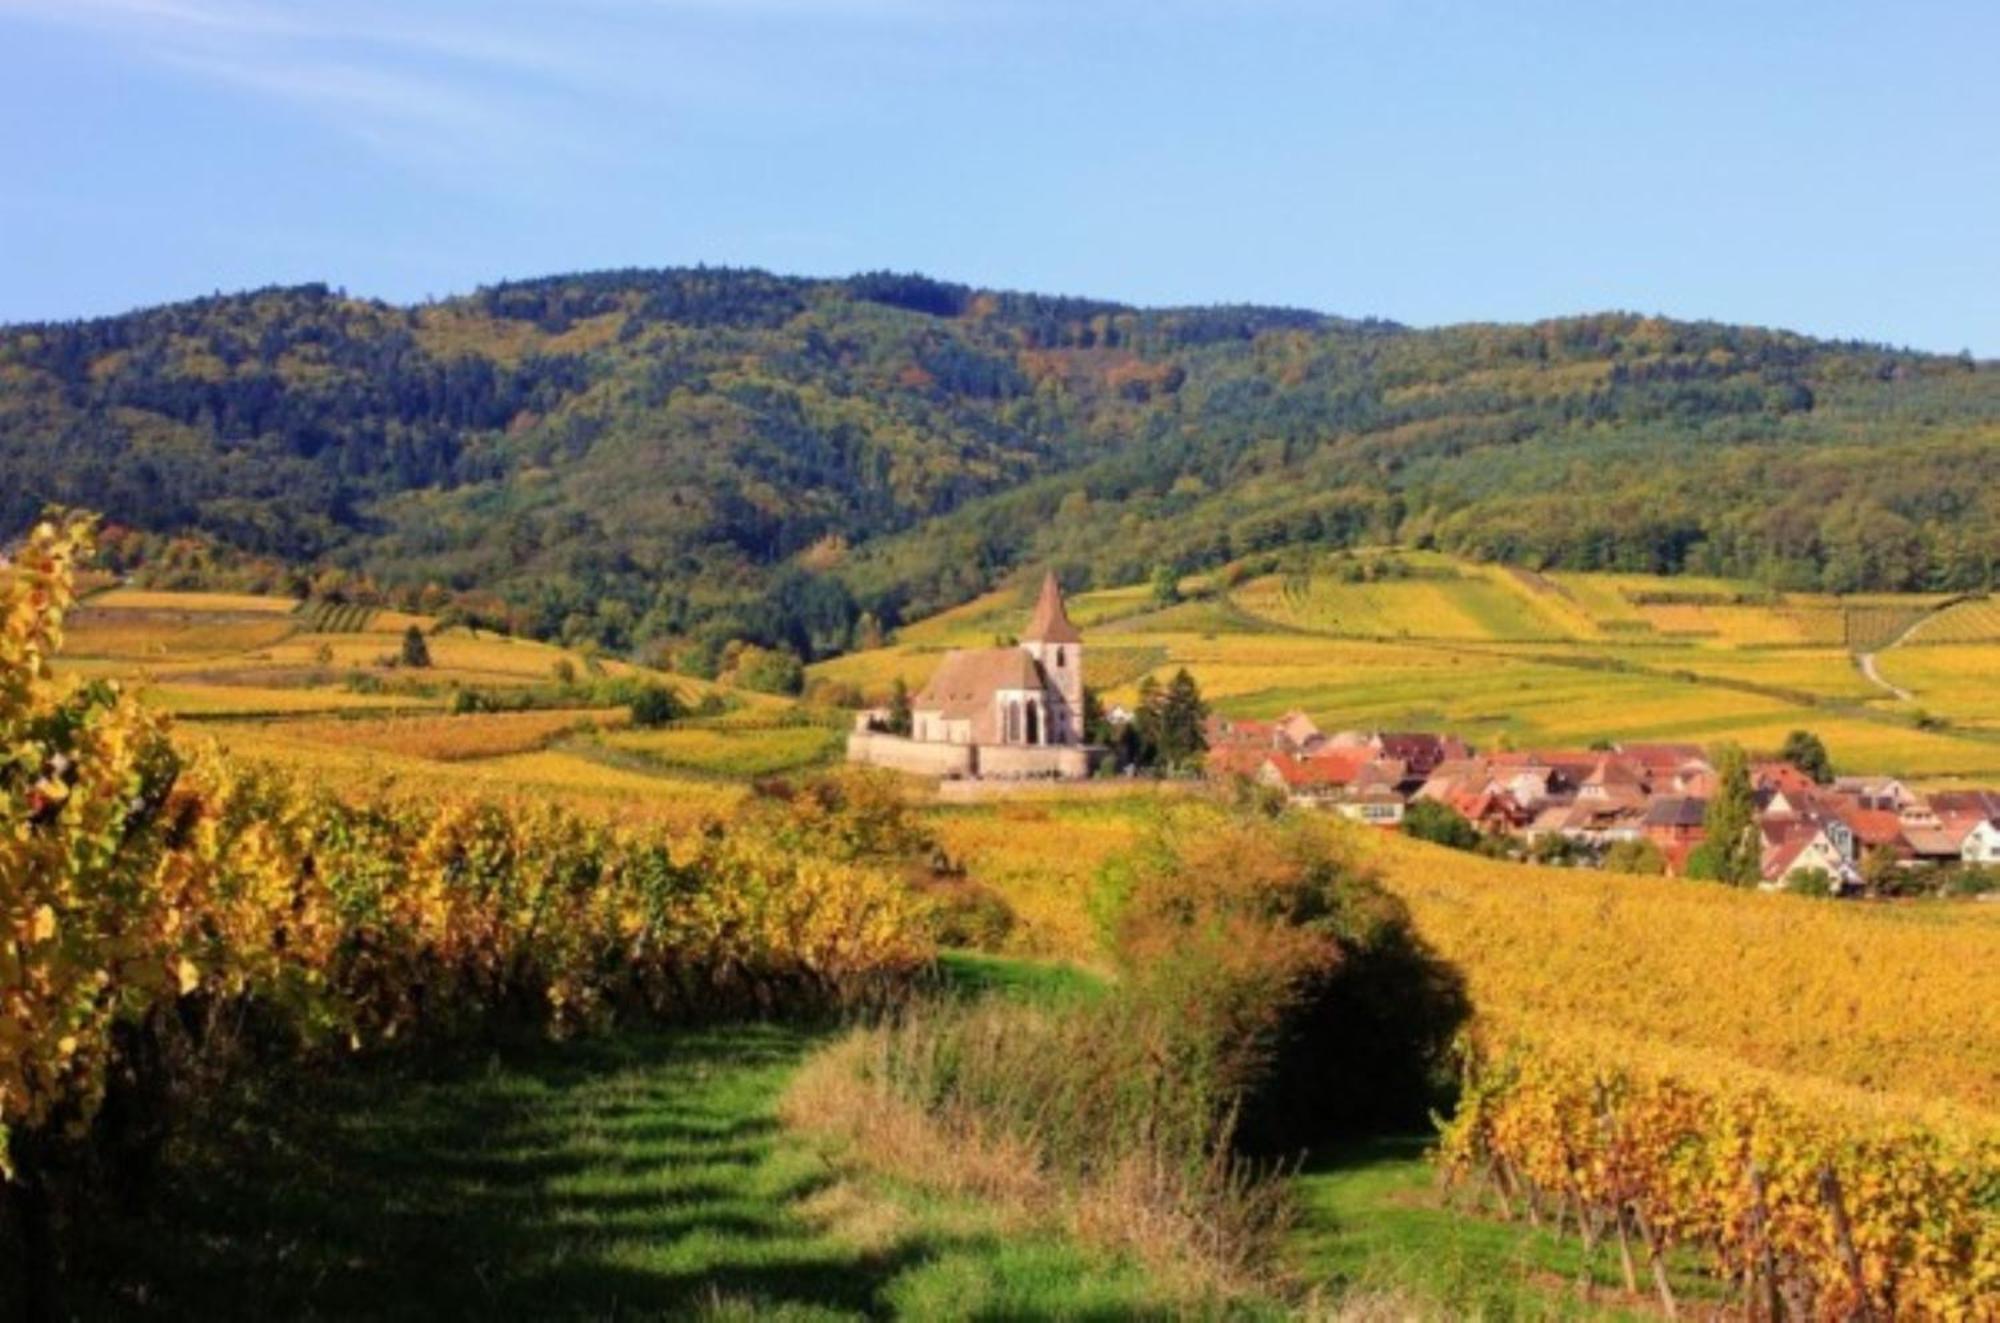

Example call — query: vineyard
[297,599,377,633]
[1907,597,2000,645]
[9,531,2000,1315]
[600,721,847,778]
[1349,829,2000,1317]
[1874,645,2000,733]
[225,707,630,762]
[0,518,933,1311]
[925,803,2000,1315]
[1438,1044,1997,1317]
[811,553,2000,781]
[1229,561,1580,642]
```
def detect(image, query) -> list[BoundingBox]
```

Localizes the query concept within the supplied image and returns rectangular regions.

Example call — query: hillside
[16,547,1999,1318]
[4,269,1997,663]
[814,552,2000,783]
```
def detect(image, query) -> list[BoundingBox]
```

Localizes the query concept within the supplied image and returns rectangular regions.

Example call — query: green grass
[1289,1137,1718,1321]
[933,949,1110,1005]
[54,1025,1194,1321]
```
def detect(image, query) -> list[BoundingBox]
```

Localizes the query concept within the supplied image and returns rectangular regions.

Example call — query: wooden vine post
[1816,1166,1873,1323]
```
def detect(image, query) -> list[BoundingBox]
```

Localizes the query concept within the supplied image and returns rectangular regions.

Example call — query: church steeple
[1021,570,1081,644]
[1019,570,1084,745]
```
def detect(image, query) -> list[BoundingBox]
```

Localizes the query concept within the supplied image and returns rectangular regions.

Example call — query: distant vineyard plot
[300,600,378,633]
[812,555,2000,780]
[1906,596,2000,644]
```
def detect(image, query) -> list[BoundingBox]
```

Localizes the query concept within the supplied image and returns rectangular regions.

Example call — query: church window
[1056,647,1066,668]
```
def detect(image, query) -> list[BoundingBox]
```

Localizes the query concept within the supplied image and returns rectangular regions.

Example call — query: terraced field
[601,722,846,778]
[51,588,808,829]
[1232,561,1581,642]
[1906,596,2000,644]
[1875,645,2000,733]
[811,556,2000,781]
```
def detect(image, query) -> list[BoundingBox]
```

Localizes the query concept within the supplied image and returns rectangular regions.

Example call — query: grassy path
[57,1025,1179,1321]
[1290,1139,1712,1320]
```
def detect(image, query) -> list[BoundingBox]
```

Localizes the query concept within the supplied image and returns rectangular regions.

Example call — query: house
[1203,745,1274,781]
[1577,756,1648,811]
[1274,710,1326,755]
[847,572,1094,779]
[1206,714,1280,751]
[1451,787,1533,834]
[1369,732,1466,780]
[1761,820,1857,891]
[1302,747,1373,781]
[1902,825,1968,865]
[1831,776,1916,812]
[1930,789,2000,821]
[1255,753,1350,807]
[1819,799,1904,863]
[1641,796,1707,874]
[1534,797,1647,848]
[1962,820,2000,866]
[1618,743,1708,783]
[1334,785,1406,828]
[1752,761,1820,799]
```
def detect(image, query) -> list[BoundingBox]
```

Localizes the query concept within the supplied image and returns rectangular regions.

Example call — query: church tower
[1020,570,1084,745]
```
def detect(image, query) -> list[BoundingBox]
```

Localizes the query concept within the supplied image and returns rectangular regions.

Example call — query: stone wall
[845,732,1093,781]
[973,743,1092,780]
[845,731,975,777]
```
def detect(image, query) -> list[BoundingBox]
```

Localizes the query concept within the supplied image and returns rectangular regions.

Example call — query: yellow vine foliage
[1343,832,2000,1315]
[0,515,931,1177]
[1437,1041,1999,1318]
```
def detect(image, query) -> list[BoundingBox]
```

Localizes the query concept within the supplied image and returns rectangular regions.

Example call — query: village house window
[1056,647,1065,668]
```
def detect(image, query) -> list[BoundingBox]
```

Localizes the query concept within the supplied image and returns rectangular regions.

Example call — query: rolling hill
[3,269,1996,665]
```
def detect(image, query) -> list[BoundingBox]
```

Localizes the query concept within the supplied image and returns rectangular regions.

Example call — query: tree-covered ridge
[1,268,1994,660]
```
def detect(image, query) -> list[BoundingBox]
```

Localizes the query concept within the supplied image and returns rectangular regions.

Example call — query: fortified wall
[846,731,1093,780]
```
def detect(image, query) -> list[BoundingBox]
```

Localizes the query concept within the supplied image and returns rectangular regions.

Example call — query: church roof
[913,648,1046,718]
[1021,571,1082,644]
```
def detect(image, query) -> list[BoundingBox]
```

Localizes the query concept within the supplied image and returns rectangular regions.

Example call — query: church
[846,572,1096,779]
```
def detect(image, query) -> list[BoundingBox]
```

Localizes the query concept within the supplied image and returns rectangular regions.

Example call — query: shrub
[915,875,1018,950]
[399,624,431,668]
[628,684,684,729]
[1101,810,1469,1151]
[791,805,1467,1296]
[1403,798,1481,851]
[1602,838,1667,875]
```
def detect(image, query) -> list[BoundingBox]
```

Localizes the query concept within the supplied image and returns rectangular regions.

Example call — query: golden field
[48,572,2000,1120]
[44,586,785,832]
[602,722,845,778]
[919,790,2000,1135]
[1344,827,2000,1125]
[814,557,2000,781]
[26,555,2000,1314]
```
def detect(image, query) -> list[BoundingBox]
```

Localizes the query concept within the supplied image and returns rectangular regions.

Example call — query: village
[846,570,2000,896]
[1204,711,2000,893]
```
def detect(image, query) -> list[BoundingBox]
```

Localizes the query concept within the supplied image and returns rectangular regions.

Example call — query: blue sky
[2,0,1995,353]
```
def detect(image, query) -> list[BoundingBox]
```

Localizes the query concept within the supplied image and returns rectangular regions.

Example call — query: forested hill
[2,268,1995,660]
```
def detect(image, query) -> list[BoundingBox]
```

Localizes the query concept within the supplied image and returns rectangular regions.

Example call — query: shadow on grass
[46,1024,1031,1321]
[1290,1136,1716,1322]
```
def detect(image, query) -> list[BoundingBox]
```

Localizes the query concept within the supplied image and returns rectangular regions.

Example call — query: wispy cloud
[0,0,665,172]
[0,0,1019,176]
